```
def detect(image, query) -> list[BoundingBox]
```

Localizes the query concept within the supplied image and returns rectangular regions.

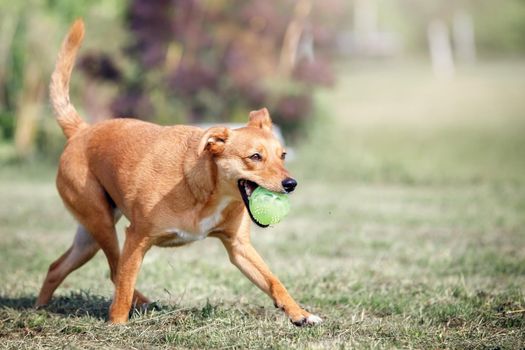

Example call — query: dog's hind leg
[109,225,153,323]
[77,212,151,309]
[36,225,99,307]
[95,210,151,308]
[36,171,149,308]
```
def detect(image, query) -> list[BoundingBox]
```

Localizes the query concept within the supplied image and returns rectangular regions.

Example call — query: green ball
[249,187,291,225]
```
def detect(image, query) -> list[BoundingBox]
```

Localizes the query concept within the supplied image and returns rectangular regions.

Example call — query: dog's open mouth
[237,180,269,228]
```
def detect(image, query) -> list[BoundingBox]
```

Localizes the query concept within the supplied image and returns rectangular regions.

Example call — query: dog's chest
[162,199,231,246]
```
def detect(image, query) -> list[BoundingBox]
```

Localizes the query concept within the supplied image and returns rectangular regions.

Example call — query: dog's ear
[247,108,272,131]
[198,126,230,156]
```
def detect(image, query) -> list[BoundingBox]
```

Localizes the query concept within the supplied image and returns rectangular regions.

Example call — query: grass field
[1,61,525,349]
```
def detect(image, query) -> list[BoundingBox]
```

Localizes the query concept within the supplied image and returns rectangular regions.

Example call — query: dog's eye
[281,152,287,160]
[249,153,262,161]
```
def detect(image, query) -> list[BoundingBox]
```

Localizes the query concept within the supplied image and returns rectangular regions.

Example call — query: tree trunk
[14,61,45,158]
[279,0,312,77]
[453,10,476,64]
[428,19,455,80]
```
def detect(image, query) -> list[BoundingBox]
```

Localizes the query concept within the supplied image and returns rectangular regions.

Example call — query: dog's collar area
[237,179,269,228]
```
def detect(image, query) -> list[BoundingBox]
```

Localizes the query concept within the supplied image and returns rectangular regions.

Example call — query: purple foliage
[108,0,341,134]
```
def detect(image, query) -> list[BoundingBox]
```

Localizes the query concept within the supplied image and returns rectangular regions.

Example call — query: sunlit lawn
[1,60,524,349]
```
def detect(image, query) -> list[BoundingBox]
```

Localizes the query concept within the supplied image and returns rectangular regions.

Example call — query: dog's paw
[139,301,162,311]
[131,300,162,318]
[292,314,323,327]
[34,303,46,310]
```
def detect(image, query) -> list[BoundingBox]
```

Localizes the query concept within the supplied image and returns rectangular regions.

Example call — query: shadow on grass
[0,291,170,321]
[0,292,112,320]
[0,291,220,322]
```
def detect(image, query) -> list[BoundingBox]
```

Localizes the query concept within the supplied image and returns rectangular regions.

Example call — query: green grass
[1,61,525,349]
[298,60,525,185]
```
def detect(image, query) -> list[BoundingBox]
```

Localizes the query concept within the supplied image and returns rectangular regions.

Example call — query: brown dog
[36,19,322,326]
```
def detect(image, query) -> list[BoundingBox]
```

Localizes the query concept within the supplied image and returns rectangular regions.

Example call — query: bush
[79,0,340,138]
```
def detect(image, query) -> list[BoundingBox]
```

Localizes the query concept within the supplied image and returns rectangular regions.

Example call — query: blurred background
[0,0,524,186]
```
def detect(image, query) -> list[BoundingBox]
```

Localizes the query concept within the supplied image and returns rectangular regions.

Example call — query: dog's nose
[282,178,297,193]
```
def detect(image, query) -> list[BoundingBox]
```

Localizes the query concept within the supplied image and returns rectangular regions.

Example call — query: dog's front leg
[109,226,152,324]
[220,227,322,326]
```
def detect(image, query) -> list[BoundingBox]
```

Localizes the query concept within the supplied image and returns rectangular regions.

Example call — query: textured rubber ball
[248,187,290,225]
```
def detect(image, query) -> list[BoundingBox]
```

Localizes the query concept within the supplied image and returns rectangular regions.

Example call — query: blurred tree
[472,0,525,54]
[0,0,126,159]
[2,0,525,160]
[390,0,525,56]
[101,0,341,137]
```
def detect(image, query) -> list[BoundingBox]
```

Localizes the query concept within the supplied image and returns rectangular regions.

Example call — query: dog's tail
[50,19,88,139]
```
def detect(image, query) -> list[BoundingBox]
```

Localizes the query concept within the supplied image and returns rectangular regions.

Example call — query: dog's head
[198,108,297,227]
